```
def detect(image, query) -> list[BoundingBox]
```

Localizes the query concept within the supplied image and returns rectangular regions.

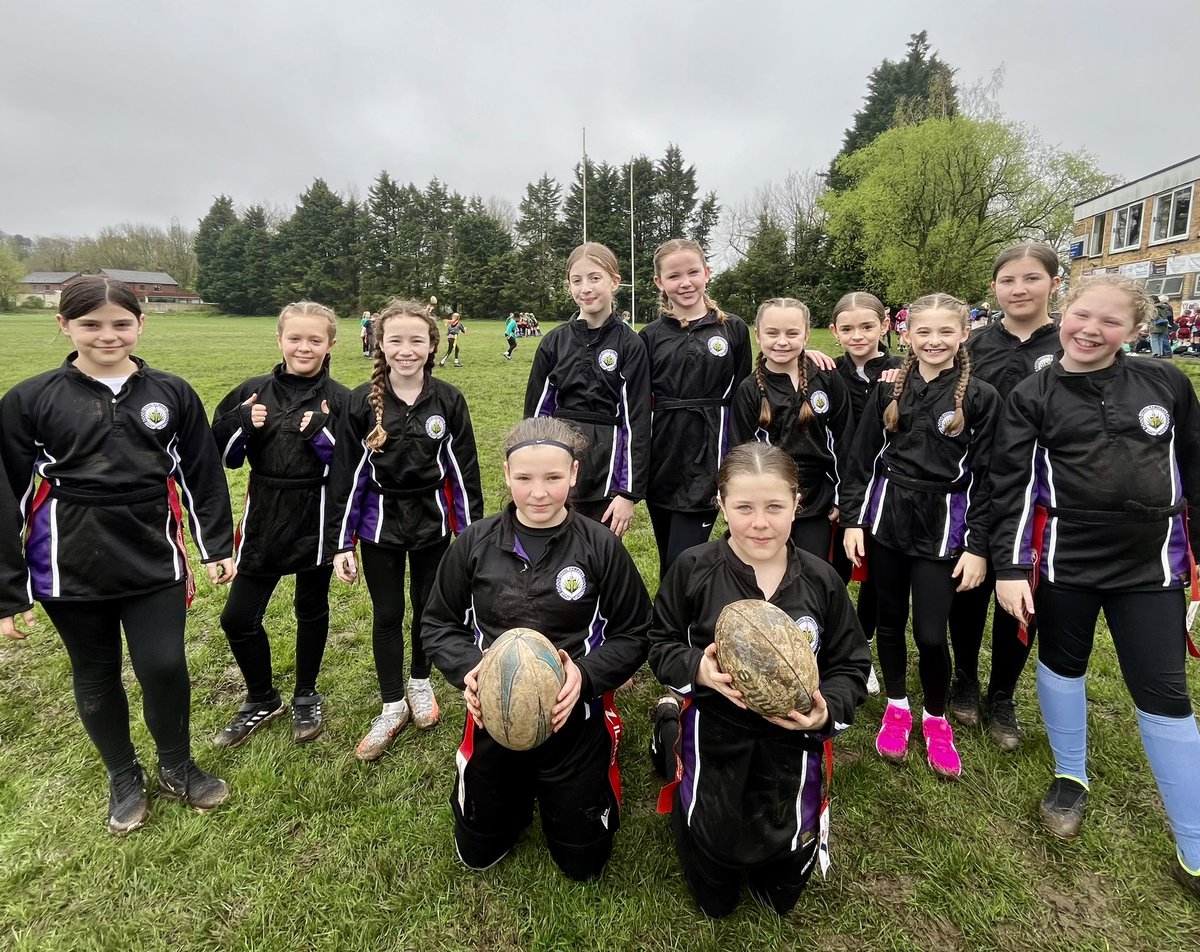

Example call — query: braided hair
[754,297,815,430]
[365,298,440,451]
[883,292,971,434]
[653,238,726,325]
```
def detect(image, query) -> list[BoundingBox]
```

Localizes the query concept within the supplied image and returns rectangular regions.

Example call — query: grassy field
[1,311,1198,951]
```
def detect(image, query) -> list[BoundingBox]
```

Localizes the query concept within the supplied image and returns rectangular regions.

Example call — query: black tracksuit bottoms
[43,582,191,775]
[219,564,335,702]
[360,537,449,702]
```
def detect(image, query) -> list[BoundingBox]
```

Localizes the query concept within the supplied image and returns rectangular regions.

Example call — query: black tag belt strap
[1045,500,1187,524]
[369,481,444,499]
[654,397,728,411]
[51,484,164,506]
[554,409,622,426]
[251,473,327,490]
[884,469,971,494]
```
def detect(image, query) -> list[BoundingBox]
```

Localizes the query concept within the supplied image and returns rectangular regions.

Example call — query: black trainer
[158,760,230,811]
[986,691,1023,751]
[947,677,982,728]
[108,761,149,835]
[291,692,325,743]
[650,697,680,779]
[212,697,288,749]
[1039,776,1088,839]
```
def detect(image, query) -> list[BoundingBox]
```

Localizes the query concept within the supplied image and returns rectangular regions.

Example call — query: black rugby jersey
[212,361,350,575]
[990,354,1200,590]
[422,505,651,700]
[841,368,1001,559]
[965,319,1061,394]
[327,373,482,553]
[0,356,234,600]
[639,310,753,511]
[833,348,904,424]
[731,357,853,519]
[0,454,32,616]
[524,314,650,503]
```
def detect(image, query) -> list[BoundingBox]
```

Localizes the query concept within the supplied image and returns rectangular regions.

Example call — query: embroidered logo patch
[1139,404,1170,436]
[555,565,587,601]
[424,415,447,439]
[810,390,830,414]
[794,615,821,654]
[937,411,957,435]
[140,402,169,430]
[1034,354,1055,372]
[707,336,728,357]
[598,349,619,372]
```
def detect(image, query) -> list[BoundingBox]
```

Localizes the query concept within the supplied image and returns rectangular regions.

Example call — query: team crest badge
[794,615,821,654]
[140,402,169,430]
[598,349,619,372]
[937,411,956,435]
[1034,354,1054,372]
[555,566,587,601]
[424,415,447,439]
[707,336,728,357]
[810,390,830,414]
[1139,405,1170,436]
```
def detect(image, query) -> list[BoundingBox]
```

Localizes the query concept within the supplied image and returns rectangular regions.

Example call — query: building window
[1111,201,1143,252]
[1145,276,1185,297]
[1151,186,1192,244]
[153,285,162,291]
[1089,213,1106,256]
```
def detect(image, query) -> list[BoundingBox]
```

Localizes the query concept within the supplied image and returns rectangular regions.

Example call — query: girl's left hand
[551,650,582,731]
[805,350,836,371]
[463,659,484,729]
[827,507,839,524]
[602,496,635,538]
[206,558,237,585]
[879,368,900,384]
[952,552,987,591]
[300,400,331,431]
[766,690,829,731]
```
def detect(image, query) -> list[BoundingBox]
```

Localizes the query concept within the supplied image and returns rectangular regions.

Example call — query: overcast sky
[2,0,1198,240]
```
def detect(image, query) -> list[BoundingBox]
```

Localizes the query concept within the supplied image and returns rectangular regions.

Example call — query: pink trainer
[923,716,962,780]
[876,704,912,761]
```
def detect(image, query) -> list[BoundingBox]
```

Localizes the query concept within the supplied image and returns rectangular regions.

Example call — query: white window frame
[1150,185,1193,245]
[1145,276,1185,297]
[1089,213,1106,257]
[1111,200,1144,253]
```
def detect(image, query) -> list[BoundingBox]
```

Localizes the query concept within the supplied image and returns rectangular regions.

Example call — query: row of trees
[193,144,718,320]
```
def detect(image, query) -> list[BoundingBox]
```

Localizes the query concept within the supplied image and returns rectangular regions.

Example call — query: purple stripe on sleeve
[26,502,53,600]
[538,384,558,418]
[1168,514,1190,581]
[946,490,969,553]
[678,704,700,817]
[865,475,888,526]
[587,608,607,653]
[797,748,825,837]
[355,489,383,542]
[610,424,630,494]
[310,429,335,467]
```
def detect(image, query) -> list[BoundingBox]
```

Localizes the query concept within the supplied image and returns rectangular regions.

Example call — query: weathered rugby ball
[477,628,565,750]
[714,600,820,717]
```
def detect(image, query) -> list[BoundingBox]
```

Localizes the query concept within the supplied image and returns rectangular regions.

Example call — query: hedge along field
[0,310,1198,952]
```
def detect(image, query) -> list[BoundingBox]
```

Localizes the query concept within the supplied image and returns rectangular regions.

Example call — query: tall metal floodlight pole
[629,160,636,329]
[582,127,588,244]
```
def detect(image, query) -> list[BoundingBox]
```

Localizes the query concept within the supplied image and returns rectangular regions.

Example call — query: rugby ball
[477,628,565,750]
[714,600,820,717]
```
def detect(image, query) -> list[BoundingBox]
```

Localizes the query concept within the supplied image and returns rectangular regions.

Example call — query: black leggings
[871,542,956,715]
[220,564,334,702]
[42,583,190,775]
[948,563,1035,698]
[1036,583,1192,717]
[360,538,450,702]
[447,338,461,359]
[647,504,718,581]
[505,335,517,356]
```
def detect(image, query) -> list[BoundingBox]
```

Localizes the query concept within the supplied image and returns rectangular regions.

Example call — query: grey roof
[100,269,178,285]
[21,272,80,284]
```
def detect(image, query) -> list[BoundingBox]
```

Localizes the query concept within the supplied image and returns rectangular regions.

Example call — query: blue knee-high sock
[1036,662,1089,787]
[1136,708,1200,873]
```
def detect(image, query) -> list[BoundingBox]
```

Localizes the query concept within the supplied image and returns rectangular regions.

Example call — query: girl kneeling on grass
[422,417,652,881]
[0,275,236,834]
[210,301,350,748]
[841,293,1001,780]
[648,442,869,917]
[991,275,1200,900]
[327,299,483,761]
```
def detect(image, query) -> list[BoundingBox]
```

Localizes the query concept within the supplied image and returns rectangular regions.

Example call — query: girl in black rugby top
[992,275,1200,899]
[524,242,650,537]
[0,275,235,834]
[328,299,483,762]
[648,442,869,918]
[830,291,903,697]
[842,293,1001,781]
[947,242,1063,748]
[211,301,350,749]
[422,417,652,882]
[731,298,852,563]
